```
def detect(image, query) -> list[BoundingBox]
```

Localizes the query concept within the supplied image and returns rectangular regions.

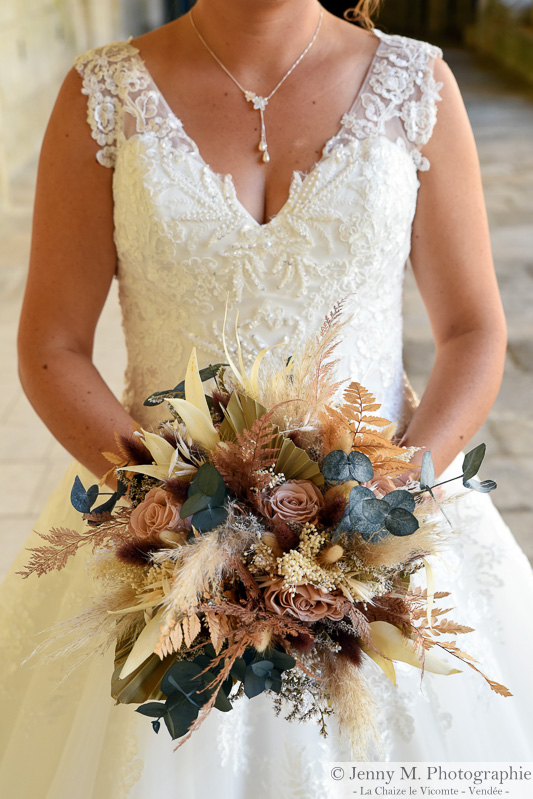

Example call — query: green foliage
[136,647,233,741]
[143,363,227,406]
[180,463,229,532]
[70,475,127,517]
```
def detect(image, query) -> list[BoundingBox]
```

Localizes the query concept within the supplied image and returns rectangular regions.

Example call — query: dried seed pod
[319,544,344,565]
[261,531,284,558]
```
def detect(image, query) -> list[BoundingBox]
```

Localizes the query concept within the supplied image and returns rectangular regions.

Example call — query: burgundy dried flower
[164,478,190,503]
[116,540,160,566]
[318,495,347,528]
[117,433,151,465]
[212,390,231,416]
[332,628,363,667]
[272,521,300,552]
[287,631,315,653]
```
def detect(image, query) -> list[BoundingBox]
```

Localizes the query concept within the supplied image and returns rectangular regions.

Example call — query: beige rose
[129,487,188,544]
[263,580,347,622]
[262,479,324,524]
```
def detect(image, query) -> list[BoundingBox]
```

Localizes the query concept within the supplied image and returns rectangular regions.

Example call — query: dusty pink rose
[363,475,398,499]
[262,479,324,524]
[129,487,188,543]
[263,580,347,622]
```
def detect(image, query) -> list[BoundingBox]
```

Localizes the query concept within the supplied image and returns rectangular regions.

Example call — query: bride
[1,0,532,796]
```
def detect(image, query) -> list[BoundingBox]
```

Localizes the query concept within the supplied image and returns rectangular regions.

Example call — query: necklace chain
[189,8,323,163]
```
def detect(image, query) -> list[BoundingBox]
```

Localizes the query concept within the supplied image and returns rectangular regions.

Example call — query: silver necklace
[189,8,323,163]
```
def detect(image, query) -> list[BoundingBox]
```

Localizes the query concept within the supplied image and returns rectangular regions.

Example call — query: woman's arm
[401,57,507,477]
[17,68,138,479]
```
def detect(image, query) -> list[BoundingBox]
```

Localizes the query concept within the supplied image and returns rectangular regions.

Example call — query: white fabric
[1,29,532,799]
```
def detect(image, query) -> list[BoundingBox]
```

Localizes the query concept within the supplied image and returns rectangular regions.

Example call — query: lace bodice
[74,30,443,427]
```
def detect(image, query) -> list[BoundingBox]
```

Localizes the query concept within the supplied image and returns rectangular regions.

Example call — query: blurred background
[1,0,532,576]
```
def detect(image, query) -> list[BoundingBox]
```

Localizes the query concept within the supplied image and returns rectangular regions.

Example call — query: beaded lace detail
[73,32,442,428]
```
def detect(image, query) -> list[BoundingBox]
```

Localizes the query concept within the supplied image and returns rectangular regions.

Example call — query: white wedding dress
[1,30,532,798]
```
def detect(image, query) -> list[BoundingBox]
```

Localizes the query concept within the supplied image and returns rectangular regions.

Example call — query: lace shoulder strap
[339,31,444,171]
[73,39,141,168]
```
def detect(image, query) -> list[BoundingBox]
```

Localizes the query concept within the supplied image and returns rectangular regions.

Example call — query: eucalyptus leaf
[135,701,165,718]
[268,673,283,694]
[266,649,296,671]
[70,476,94,514]
[180,492,211,518]
[462,443,486,484]
[321,450,350,483]
[251,660,274,678]
[360,498,389,525]
[420,451,435,490]
[347,450,374,482]
[244,668,267,699]
[164,694,199,740]
[230,657,247,682]
[161,661,210,705]
[213,689,233,712]
[192,505,228,532]
[464,477,497,493]
[385,507,419,536]
[196,463,222,496]
[382,489,416,513]
[348,484,376,512]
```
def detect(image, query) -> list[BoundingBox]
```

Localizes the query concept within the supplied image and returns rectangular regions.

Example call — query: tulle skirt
[1,456,532,798]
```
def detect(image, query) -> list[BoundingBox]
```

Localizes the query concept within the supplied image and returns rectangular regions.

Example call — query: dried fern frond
[213,410,281,499]
[258,302,349,430]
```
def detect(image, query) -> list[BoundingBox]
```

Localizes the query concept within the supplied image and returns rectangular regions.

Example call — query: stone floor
[0,46,532,579]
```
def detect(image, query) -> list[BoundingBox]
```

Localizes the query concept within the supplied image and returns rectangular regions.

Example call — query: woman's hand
[401,56,507,478]
[17,68,138,478]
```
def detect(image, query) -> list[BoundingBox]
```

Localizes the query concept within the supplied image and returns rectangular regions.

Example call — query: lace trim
[74,31,443,173]
[74,39,141,168]
[338,31,443,171]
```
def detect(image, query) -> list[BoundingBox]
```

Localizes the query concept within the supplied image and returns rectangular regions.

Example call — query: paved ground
[0,46,532,579]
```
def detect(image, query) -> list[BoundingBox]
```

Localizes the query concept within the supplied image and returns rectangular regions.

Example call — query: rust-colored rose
[128,487,187,543]
[263,580,347,622]
[262,479,324,524]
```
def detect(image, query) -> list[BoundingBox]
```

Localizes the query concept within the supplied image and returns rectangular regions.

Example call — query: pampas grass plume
[323,652,382,759]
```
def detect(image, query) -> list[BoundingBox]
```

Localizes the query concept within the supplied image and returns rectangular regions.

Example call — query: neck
[190,0,325,82]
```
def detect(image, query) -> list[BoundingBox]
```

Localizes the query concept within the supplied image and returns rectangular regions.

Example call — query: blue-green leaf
[385,507,419,536]
[464,477,497,493]
[347,450,374,482]
[382,489,416,513]
[360,497,389,525]
[191,505,228,532]
[251,660,274,678]
[135,701,165,718]
[420,451,435,490]
[321,450,350,483]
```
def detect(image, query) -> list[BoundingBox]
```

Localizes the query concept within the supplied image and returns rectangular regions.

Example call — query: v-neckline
[130,30,384,229]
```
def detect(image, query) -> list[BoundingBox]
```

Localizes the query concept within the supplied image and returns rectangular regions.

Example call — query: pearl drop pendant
[262,150,270,163]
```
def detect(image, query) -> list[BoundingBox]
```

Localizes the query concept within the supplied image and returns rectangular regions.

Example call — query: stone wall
[0,0,165,210]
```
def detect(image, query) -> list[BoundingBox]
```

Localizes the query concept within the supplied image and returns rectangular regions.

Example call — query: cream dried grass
[323,652,382,759]
[349,508,451,570]
[163,501,264,614]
